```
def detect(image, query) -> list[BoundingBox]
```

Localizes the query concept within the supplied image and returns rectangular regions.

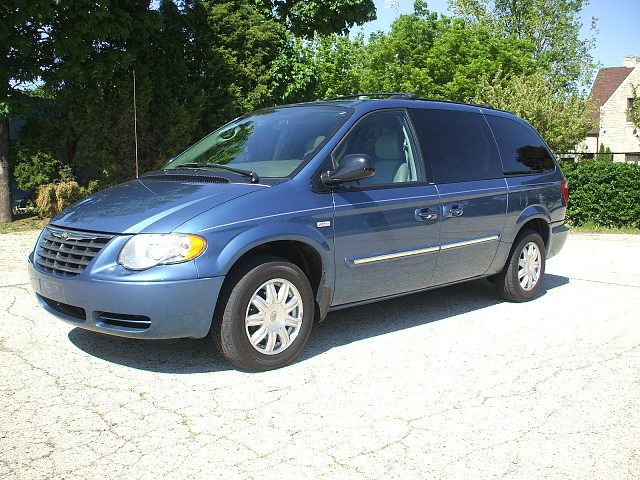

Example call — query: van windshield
[164,106,353,178]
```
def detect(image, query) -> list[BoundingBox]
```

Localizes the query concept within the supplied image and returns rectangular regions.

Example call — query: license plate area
[40,279,65,302]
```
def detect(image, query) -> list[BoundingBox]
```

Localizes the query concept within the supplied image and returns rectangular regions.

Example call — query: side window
[409,109,502,183]
[334,110,425,186]
[486,115,555,175]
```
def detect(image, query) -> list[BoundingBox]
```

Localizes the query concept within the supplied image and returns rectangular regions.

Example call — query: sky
[352,0,640,78]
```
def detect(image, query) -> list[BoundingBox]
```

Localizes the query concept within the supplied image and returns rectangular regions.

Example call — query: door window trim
[327,108,433,191]
[483,113,558,177]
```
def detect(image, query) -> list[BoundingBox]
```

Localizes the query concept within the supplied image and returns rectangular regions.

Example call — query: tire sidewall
[223,261,315,370]
[509,232,546,300]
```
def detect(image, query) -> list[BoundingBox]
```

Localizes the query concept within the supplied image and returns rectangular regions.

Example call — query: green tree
[0,1,54,221]
[476,69,595,152]
[13,0,375,192]
[255,0,376,37]
[449,0,597,88]
[308,8,537,102]
[307,33,367,99]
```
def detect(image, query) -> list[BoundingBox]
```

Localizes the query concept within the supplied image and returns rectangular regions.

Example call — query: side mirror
[320,154,375,186]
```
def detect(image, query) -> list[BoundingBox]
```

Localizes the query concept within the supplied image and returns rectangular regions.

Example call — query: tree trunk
[0,116,12,223]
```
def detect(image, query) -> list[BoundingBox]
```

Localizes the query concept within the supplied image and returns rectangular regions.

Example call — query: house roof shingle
[588,66,634,135]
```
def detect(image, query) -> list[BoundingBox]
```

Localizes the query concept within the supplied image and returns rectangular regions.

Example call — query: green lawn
[569,222,640,235]
[0,215,47,234]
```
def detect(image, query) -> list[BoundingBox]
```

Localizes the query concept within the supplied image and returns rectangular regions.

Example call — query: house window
[625,153,640,165]
[628,98,636,122]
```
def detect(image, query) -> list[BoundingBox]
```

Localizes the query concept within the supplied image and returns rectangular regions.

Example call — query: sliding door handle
[444,204,464,217]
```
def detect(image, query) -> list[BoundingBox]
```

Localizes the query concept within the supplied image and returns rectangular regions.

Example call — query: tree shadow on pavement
[68,274,569,374]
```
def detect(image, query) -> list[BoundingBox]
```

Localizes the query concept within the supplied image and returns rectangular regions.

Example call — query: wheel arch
[513,205,551,249]
[212,225,334,321]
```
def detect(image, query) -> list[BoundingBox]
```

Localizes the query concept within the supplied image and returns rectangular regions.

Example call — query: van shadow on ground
[68,274,569,374]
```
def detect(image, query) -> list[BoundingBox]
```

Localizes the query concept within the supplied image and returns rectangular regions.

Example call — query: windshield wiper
[174,163,259,184]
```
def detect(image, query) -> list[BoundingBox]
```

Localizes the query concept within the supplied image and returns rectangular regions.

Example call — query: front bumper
[547,221,569,259]
[28,257,225,339]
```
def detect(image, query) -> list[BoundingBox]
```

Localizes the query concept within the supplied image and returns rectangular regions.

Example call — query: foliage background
[561,161,640,229]
[4,0,629,227]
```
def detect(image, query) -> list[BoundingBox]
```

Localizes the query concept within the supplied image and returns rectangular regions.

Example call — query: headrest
[375,135,401,160]
[312,135,326,149]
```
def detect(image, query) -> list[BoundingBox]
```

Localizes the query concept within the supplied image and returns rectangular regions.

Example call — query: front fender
[194,221,333,282]
[194,221,335,320]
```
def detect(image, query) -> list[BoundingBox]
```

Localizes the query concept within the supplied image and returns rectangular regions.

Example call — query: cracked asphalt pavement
[1,231,639,479]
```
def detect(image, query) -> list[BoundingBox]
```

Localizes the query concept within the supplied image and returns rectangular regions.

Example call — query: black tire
[495,230,546,302]
[212,255,314,371]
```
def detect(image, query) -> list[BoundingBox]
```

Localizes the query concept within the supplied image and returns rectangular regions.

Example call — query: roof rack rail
[414,96,495,109]
[322,92,419,101]
[318,93,496,110]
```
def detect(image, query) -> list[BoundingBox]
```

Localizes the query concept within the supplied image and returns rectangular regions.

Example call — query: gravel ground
[1,230,639,479]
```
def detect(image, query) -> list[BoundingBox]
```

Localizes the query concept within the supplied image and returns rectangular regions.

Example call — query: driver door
[330,109,441,306]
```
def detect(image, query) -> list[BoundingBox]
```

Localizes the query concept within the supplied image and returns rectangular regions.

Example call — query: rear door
[409,107,508,285]
[330,109,441,306]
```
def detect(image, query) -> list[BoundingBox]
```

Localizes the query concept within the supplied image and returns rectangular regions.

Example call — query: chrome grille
[35,227,113,277]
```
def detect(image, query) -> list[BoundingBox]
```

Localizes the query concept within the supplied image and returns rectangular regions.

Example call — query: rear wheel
[495,230,546,302]
[212,256,314,371]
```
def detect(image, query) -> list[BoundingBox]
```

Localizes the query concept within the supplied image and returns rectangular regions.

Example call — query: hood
[51,177,265,234]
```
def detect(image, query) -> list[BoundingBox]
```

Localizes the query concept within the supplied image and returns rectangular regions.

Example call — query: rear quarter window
[409,109,502,183]
[485,115,555,175]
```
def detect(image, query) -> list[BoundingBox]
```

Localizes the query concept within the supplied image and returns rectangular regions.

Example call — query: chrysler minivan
[28,94,569,371]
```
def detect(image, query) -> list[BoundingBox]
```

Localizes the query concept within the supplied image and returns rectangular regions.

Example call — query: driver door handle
[415,208,439,222]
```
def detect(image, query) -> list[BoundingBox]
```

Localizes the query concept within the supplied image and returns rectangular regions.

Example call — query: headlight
[119,233,207,270]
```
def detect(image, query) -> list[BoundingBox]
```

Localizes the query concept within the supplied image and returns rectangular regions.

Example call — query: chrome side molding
[348,234,500,266]
[439,234,500,251]
[350,245,439,266]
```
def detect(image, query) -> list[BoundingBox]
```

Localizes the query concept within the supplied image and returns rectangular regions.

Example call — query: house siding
[599,65,640,162]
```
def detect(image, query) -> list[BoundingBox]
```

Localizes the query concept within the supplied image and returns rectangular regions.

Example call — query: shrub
[35,184,58,218]
[14,151,59,193]
[55,181,83,213]
[595,144,613,162]
[34,180,92,218]
[560,160,640,229]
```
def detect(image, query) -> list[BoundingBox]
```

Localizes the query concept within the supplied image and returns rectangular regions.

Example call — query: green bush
[560,160,640,229]
[14,151,60,193]
[595,144,613,162]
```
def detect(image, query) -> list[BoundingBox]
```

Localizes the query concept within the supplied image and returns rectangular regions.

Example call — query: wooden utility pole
[133,69,139,179]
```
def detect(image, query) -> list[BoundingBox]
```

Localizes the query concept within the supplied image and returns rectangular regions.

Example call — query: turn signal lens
[185,234,207,261]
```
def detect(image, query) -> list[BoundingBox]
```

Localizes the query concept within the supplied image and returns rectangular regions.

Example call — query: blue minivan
[28,94,569,370]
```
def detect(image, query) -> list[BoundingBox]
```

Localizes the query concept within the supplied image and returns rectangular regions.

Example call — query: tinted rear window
[409,109,502,183]
[485,115,555,175]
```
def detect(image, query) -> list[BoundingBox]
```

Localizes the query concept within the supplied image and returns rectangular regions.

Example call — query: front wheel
[495,230,546,302]
[213,256,314,371]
